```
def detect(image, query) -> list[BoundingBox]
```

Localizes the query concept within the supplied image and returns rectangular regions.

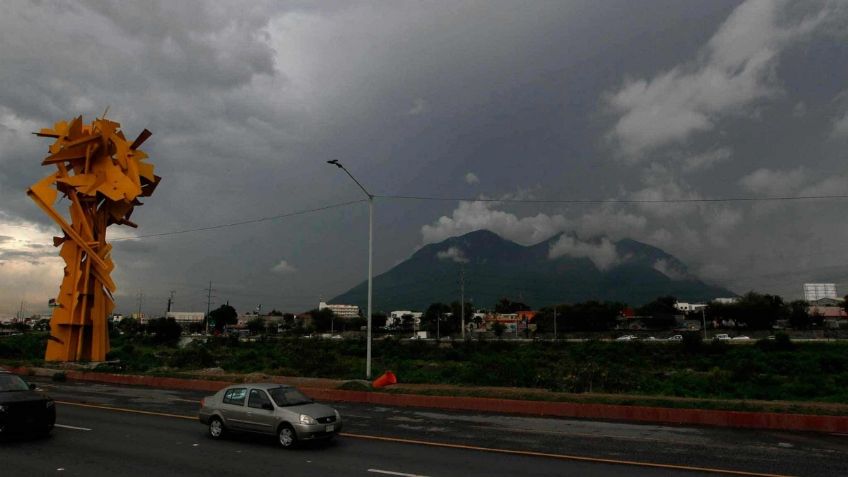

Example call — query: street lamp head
[327,159,343,168]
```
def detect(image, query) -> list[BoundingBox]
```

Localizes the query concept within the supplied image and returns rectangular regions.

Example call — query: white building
[713,297,739,305]
[319,301,360,319]
[166,311,205,326]
[804,283,838,302]
[674,302,707,313]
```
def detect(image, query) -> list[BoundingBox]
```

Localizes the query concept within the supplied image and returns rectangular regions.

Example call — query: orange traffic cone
[372,370,397,388]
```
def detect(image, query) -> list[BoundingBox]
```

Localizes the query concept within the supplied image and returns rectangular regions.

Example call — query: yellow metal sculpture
[27,115,160,362]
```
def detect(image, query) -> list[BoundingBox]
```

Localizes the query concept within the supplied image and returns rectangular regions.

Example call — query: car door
[244,388,276,434]
[220,387,250,431]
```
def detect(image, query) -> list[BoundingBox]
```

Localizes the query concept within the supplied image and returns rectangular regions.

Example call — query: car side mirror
[263,403,274,411]
[29,383,37,390]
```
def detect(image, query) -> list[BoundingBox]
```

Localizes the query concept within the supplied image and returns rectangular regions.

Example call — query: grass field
[3,332,847,406]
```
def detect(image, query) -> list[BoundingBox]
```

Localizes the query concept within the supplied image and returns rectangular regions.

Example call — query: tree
[492,321,506,339]
[788,300,811,330]
[370,312,387,330]
[843,296,848,315]
[638,296,680,329]
[117,317,141,336]
[282,313,295,329]
[564,301,623,331]
[306,308,335,332]
[208,304,237,332]
[246,317,266,335]
[422,303,450,335]
[637,296,678,317]
[707,292,787,330]
[449,301,474,335]
[348,316,367,331]
[147,317,183,345]
[268,309,284,316]
[495,298,530,314]
[400,313,416,332]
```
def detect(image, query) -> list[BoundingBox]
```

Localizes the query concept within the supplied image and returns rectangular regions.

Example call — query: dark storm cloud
[1,0,847,314]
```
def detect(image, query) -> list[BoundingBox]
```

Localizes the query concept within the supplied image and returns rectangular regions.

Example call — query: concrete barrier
[12,367,848,434]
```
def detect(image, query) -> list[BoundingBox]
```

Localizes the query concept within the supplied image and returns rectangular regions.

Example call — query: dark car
[0,370,56,436]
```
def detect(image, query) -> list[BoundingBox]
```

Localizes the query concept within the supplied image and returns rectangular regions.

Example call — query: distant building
[808,296,846,320]
[804,283,838,301]
[674,302,707,313]
[166,311,205,326]
[713,297,738,305]
[483,311,537,333]
[319,301,360,319]
[387,311,422,329]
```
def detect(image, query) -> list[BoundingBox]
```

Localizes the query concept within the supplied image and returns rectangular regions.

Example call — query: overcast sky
[1,0,847,317]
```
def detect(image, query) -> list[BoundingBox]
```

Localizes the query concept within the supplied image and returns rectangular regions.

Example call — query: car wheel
[277,424,297,449]
[209,417,225,439]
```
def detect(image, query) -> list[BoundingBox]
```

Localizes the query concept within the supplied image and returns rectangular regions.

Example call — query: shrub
[681,332,702,353]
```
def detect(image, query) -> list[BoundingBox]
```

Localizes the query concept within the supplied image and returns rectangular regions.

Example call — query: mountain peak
[332,229,733,311]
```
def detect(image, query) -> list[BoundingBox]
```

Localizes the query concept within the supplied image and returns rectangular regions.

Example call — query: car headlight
[46,400,55,408]
[334,409,341,420]
[299,414,316,425]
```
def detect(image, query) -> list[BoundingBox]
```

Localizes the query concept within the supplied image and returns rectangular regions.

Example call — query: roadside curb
[13,367,848,434]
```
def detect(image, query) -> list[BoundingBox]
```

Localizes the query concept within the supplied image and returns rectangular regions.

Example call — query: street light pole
[460,264,465,340]
[327,160,374,379]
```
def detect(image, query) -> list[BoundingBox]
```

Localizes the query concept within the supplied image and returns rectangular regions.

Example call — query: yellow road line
[339,433,794,477]
[56,400,793,477]
[56,400,196,421]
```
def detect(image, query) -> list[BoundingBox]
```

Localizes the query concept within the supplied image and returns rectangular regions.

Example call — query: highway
[2,379,847,476]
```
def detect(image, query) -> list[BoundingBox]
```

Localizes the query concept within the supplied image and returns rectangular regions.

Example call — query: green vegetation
[4,332,848,405]
[0,333,47,363]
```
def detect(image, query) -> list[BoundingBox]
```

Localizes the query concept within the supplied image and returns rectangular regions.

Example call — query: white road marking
[368,469,430,477]
[172,398,199,403]
[55,424,92,431]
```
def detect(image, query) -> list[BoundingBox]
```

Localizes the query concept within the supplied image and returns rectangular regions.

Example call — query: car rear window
[0,374,30,392]
[223,388,247,406]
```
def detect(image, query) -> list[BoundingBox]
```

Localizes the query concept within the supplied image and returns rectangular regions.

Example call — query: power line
[15,194,847,246]
[374,193,848,204]
[112,199,367,241]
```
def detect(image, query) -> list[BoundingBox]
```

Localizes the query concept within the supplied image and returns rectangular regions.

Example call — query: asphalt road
[2,379,847,477]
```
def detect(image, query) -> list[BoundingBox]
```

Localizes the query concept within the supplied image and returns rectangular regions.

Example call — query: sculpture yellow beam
[28,116,160,362]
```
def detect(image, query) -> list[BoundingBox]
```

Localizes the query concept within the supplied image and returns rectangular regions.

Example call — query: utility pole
[136,290,143,320]
[205,281,215,335]
[18,300,24,321]
[701,307,707,340]
[553,305,557,341]
[167,290,175,314]
[460,264,465,340]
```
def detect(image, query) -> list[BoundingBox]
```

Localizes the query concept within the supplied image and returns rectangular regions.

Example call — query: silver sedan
[198,383,342,448]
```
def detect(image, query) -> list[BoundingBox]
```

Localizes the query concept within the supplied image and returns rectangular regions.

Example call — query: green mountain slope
[330,230,733,311]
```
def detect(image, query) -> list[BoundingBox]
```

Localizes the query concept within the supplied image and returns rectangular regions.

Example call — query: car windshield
[267,386,312,406]
[0,374,30,392]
